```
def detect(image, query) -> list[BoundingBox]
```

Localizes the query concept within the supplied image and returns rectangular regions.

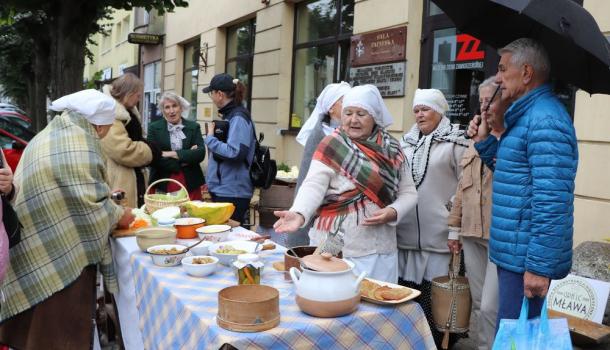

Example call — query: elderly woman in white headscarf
[147,91,206,200]
[397,88,468,347]
[0,90,134,349]
[274,85,417,282]
[287,82,351,247]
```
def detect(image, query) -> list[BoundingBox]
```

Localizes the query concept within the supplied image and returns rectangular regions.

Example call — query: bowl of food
[174,217,206,239]
[135,227,177,251]
[147,244,187,267]
[181,255,219,277]
[209,240,259,266]
[196,224,232,243]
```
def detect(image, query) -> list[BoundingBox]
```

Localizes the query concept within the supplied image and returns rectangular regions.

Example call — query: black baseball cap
[202,73,236,93]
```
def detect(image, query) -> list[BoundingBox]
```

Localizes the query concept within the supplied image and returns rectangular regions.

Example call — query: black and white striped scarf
[401,117,468,188]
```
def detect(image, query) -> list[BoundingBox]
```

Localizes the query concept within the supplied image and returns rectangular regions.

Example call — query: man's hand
[467,114,490,142]
[362,207,397,225]
[207,122,215,137]
[273,210,304,233]
[447,239,462,254]
[117,207,135,229]
[524,271,550,298]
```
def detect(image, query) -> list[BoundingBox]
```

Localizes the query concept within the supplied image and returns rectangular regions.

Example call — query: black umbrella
[432,0,610,94]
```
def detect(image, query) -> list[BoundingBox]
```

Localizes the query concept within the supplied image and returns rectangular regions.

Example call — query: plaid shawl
[0,111,123,321]
[312,127,406,231]
[401,116,468,188]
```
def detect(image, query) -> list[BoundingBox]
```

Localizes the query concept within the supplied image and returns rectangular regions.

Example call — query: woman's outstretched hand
[362,207,397,226]
[273,210,304,233]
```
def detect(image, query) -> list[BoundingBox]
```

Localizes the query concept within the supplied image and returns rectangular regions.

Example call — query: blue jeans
[495,266,544,332]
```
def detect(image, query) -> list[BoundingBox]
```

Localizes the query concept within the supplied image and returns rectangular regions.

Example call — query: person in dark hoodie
[203,73,256,224]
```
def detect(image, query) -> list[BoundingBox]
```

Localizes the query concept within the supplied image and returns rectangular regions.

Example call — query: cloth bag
[492,297,572,350]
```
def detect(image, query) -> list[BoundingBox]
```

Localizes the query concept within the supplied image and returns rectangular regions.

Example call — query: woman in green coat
[147,91,206,199]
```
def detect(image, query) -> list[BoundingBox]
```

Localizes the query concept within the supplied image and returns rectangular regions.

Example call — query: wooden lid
[301,252,349,272]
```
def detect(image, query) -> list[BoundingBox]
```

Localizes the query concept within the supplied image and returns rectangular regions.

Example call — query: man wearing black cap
[203,73,256,225]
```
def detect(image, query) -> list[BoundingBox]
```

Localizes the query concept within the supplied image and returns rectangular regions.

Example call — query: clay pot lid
[301,252,349,272]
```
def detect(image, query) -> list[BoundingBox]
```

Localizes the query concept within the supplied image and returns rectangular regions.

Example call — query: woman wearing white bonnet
[274,84,417,282]
[289,82,351,247]
[0,89,134,349]
[397,88,468,347]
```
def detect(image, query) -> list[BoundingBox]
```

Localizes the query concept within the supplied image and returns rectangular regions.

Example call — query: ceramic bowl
[209,240,259,266]
[135,227,177,251]
[174,217,206,239]
[181,255,219,277]
[147,244,187,267]
[196,224,232,243]
[189,240,214,256]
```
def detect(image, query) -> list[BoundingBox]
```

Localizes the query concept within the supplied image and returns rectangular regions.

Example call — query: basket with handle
[144,178,189,214]
[431,252,471,349]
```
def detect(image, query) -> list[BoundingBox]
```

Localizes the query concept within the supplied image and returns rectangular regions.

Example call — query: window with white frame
[142,61,162,132]
[182,39,200,120]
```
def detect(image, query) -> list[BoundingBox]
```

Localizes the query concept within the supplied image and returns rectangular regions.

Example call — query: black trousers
[210,194,251,227]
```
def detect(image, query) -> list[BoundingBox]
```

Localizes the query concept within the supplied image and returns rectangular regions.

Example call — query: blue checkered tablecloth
[131,247,435,349]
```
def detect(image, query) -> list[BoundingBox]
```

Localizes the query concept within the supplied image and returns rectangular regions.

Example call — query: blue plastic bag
[492,297,572,350]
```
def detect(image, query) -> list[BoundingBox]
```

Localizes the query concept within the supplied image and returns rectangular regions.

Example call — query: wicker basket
[144,178,189,214]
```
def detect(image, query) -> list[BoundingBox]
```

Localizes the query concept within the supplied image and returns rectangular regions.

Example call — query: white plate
[360,278,421,305]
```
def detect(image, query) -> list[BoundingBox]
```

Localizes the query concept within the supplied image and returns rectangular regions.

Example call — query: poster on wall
[430,30,486,125]
[348,62,406,97]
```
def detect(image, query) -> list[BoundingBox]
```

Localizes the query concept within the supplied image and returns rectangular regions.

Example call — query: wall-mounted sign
[548,274,610,323]
[432,33,485,71]
[350,27,407,67]
[348,61,406,97]
[128,33,163,45]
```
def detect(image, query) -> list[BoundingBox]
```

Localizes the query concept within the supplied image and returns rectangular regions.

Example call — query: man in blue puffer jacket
[468,38,578,328]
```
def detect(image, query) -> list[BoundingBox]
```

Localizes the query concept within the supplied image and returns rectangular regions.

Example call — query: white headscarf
[341,84,393,128]
[296,82,351,146]
[49,89,116,125]
[412,88,449,116]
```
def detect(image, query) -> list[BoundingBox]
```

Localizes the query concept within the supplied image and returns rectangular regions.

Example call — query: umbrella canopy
[432,0,610,94]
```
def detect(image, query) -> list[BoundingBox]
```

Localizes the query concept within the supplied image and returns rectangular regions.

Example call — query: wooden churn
[431,252,471,349]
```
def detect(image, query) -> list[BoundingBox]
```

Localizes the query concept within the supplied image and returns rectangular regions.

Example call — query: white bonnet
[341,84,393,127]
[49,89,116,125]
[412,88,449,116]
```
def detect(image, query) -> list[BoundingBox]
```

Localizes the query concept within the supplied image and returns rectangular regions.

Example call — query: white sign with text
[548,274,610,323]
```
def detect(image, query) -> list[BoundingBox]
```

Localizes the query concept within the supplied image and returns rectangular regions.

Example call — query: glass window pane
[290,44,335,128]
[428,1,444,16]
[296,0,337,44]
[154,61,161,89]
[182,39,200,120]
[227,22,253,59]
[227,60,252,109]
[340,1,354,34]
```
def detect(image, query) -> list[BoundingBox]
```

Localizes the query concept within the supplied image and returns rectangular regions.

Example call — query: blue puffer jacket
[475,84,578,279]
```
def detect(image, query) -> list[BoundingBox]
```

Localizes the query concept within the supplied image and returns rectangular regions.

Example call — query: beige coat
[100,87,152,208]
[447,142,493,240]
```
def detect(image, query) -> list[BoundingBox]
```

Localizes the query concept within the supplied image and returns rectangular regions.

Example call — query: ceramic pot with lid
[289,252,366,318]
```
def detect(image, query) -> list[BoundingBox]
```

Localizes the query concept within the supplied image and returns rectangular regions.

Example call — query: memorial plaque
[348,62,406,97]
[350,27,407,67]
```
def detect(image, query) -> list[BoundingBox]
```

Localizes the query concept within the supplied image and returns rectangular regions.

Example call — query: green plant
[277,162,290,172]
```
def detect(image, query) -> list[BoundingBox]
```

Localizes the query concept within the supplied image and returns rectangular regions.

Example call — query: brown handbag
[431,252,471,349]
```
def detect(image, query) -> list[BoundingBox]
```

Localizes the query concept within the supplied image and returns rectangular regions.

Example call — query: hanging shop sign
[350,27,407,67]
[128,33,163,45]
[348,61,406,97]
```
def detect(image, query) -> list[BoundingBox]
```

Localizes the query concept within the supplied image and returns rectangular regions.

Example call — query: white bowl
[209,240,259,266]
[147,244,187,267]
[189,241,214,256]
[196,224,232,243]
[181,255,219,277]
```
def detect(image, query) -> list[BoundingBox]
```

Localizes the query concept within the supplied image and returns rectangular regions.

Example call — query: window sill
[279,129,300,136]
